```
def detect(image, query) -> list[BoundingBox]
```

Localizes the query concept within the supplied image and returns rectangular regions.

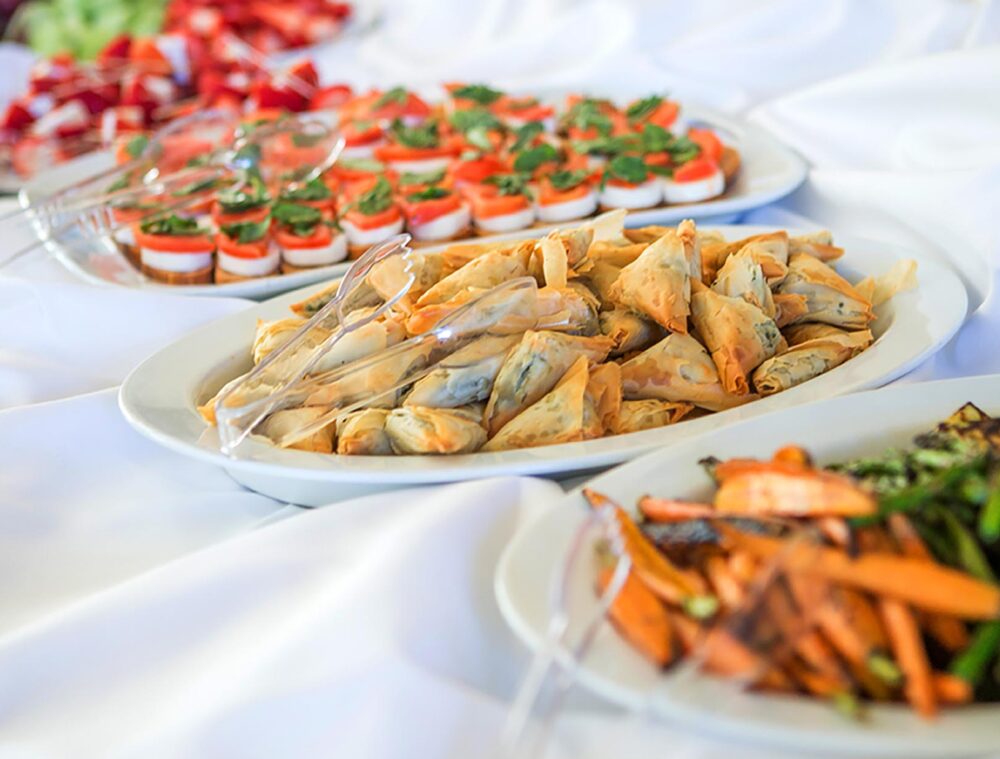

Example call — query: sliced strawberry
[1,102,35,132]
[97,35,132,67]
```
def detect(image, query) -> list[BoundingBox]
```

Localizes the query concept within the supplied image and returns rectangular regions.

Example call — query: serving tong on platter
[213,241,574,457]
[1,111,346,270]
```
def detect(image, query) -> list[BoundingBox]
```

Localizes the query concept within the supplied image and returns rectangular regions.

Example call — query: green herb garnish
[407,186,451,202]
[125,134,149,160]
[665,134,702,165]
[547,169,590,192]
[512,143,559,174]
[563,98,613,136]
[451,84,504,105]
[172,176,221,197]
[280,177,331,202]
[220,216,270,244]
[220,218,269,244]
[398,169,446,186]
[509,121,544,153]
[449,107,503,132]
[604,155,649,184]
[139,214,206,236]
[336,157,385,174]
[389,118,440,149]
[272,202,323,237]
[374,86,409,109]
[484,173,531,198]
[217,173,271,214]
[354,176,394,216]
[626,94,665,124]
[106,175,130,194]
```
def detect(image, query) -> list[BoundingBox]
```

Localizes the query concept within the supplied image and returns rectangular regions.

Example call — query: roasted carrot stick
[699,628,792,691]
[638,497,716,522]
[715,524,1000,619]
[728,550,759,585]
[713,458,796,482]
[785,657,849,698]
[772,445,813,468]
[670,609,703,654]
[584,489,710,606]
[704,554,746,610]
[880,597,937,717]
[714,468,876,518]
[932,672,973,705]
[887,514,970,652]
[597,566,676,667]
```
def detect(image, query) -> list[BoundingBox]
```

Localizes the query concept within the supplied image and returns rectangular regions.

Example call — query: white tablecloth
[1,2,999,756]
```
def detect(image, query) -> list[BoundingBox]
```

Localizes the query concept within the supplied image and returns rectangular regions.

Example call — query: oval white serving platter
[23,105,806,299]
[495,373,1000,758]
[118,225,967,505]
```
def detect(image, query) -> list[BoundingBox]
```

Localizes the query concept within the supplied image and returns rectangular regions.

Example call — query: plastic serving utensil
[215,234,417,453]
[1,115,345,269]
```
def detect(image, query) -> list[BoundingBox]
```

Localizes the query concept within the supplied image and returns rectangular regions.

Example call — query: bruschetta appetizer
[339,176,406,256]
[134,214,215,284]
[273,202,347,272]
[215,215,279,283]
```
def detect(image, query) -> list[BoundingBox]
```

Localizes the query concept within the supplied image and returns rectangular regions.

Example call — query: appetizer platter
[0,8,356,184]
[118,218,967,505]
[495,374,1000,757]
[18,88,806,297]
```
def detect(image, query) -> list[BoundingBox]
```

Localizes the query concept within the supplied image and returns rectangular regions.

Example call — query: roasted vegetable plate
[495,375,1000,757]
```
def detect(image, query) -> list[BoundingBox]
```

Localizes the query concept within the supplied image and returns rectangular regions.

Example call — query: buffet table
[1,2,998,755]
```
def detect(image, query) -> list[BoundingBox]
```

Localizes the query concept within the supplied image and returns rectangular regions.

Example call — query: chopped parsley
[220,216,271,244]
[280,177,331,202]
[407,186,451,202]
[451,84,504,105]
[512,143,559,173]
[547,169,590,192]
[388,118,440,149]
[272,202,323,236]
[626,95,665,124]
[139,214,206,236]
[484,173,531,198]
[398,168,446,186]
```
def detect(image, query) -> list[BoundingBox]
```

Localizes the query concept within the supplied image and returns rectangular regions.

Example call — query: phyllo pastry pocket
[777,252,874,330]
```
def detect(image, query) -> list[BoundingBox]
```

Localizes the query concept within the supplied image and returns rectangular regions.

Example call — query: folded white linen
[0,275,250,409]
[0,388,289,635]
[750,45,1000,309]
[0,475,806,759]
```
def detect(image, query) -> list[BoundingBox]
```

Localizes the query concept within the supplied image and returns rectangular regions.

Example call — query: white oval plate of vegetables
[496,374,1000,757]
